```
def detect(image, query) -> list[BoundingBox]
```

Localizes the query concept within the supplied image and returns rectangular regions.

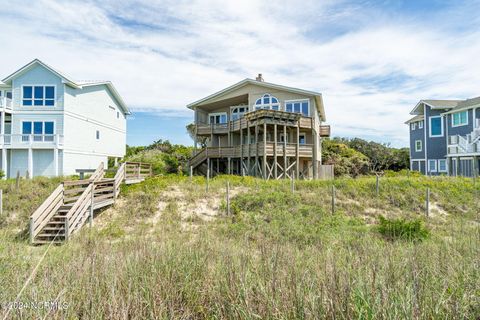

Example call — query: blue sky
[1,0,479,147]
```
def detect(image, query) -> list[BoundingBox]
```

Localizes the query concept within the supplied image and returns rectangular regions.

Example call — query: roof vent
[255,73,264,82]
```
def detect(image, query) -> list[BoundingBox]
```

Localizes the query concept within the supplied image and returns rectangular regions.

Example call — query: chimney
[255,73,264,82]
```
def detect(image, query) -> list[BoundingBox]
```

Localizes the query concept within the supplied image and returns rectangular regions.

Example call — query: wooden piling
[331,185,336,215]
[425,187,430,217]
[226,181,230,215]
[16,171,20,190]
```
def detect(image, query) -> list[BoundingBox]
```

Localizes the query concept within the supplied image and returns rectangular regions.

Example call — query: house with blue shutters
[406,97,480,176]
[0,59,130,178]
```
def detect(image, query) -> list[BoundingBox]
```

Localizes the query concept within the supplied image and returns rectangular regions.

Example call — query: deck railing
[0,134,64,146]
[0,97,12,109]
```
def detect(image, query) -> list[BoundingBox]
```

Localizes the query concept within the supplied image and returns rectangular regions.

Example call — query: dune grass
[0,174,478,319]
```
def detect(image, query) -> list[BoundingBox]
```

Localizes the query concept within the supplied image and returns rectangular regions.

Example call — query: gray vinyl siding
[409,123,424,160]
[425,106,448,160]
[446,109,474,136]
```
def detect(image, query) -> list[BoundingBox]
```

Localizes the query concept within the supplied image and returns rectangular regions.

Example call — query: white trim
[418,120,423,129]
[438,159,447,173]
[208,112,227,124]
[254,93,280,111]
[451,110,469,127]
[21,84,57,108]
[284,98,310,116]
[428,159,437,172]
[429,115,444,137]
[411,122,416,130]
[415,140,422,152]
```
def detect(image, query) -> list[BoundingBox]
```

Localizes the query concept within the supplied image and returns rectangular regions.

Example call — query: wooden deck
[29,161,152,245]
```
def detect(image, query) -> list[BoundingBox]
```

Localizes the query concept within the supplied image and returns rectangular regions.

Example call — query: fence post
[291,170,295,193]
[29,217,34,244]
[64,218,70,241]
[226,181,230,215]
[89,184,94,227]
[376,175,380,196]
[0,189,3,216]
[190,166,193,183]
[206,167,210,192]
[16,171,20,190]
[331,185,336,215]
[425,187,430,217]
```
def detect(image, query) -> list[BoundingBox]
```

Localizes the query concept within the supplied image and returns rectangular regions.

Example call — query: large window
[254,94,280,111]
[285,100,309,116]
[429,116,443,137]
[231,106,248,121]
[452,111,468,127]
[22,85,55,106]
[208,112,227,124]
[22,121,54,141]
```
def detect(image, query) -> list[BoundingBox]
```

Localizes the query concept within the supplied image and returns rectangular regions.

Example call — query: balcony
[0,97,12,110]
[196,110,314,136]
[0,134,64,148]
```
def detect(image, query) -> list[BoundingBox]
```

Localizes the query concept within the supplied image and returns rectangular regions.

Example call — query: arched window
[231,106,248,121]
[254,94,280,111]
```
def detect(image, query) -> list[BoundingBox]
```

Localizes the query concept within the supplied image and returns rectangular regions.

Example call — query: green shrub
[377,215,429,241]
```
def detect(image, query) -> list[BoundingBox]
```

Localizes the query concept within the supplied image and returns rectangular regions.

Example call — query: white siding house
[0,59,130,178]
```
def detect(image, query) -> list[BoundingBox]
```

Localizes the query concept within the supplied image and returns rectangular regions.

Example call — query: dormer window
[255,94,280,111]
[22,85,55,106]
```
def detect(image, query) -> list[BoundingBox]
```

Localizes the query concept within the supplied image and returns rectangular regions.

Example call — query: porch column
[273,124,277,179]
[255,123,258,177]
[283,125,287,179]
[28,148,33,178]
[313,128,318,179]
[247,121,251,175]
[296,122,300,179]
[1,148,6,179]
[194,107,198,150]
[0,111,4,179]
[54,148,59,176]
[263,122,267,180]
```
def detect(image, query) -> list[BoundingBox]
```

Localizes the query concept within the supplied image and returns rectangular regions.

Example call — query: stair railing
[113,162,126,198]
[29,184,64,244]
[64,183,94,239]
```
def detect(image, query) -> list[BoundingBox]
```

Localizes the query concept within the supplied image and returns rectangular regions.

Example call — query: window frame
[21,84,56,107]
[230,105,248,121]
[438,159,447,173]
[208,112,228,125]
[418,120,423,129]
[21,120,55,142]
[415,140,422,152]
[298,133,306,145]
[285,99,310,117]
[429,116,444,138]
[411,123,416,130]
[428,159,437,173]
[451,110,468,127]
[254,94,280,111]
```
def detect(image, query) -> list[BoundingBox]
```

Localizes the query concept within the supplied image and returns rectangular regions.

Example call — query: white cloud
[0,0,479,147]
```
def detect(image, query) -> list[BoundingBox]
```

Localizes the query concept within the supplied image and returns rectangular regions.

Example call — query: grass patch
[377,215,430,241]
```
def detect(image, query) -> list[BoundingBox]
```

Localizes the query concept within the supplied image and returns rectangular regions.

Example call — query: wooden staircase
[29,161,152,245]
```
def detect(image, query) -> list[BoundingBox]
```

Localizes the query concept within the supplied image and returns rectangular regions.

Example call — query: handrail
[65,183,94,239]
[29,184,64,243]
[114,163,126,198]
[89,162,105,181]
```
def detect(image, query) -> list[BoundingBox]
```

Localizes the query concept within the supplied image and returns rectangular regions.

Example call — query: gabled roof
[187,78,326,121]
[442,96,480,115]
[404,114,424,124]
[2,59,80,88]
[409,99,462,115]
[1,59,130,114]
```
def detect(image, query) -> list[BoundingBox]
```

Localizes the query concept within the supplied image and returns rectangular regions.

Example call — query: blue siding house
[0,59,130,178]
[406,97,480,177]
